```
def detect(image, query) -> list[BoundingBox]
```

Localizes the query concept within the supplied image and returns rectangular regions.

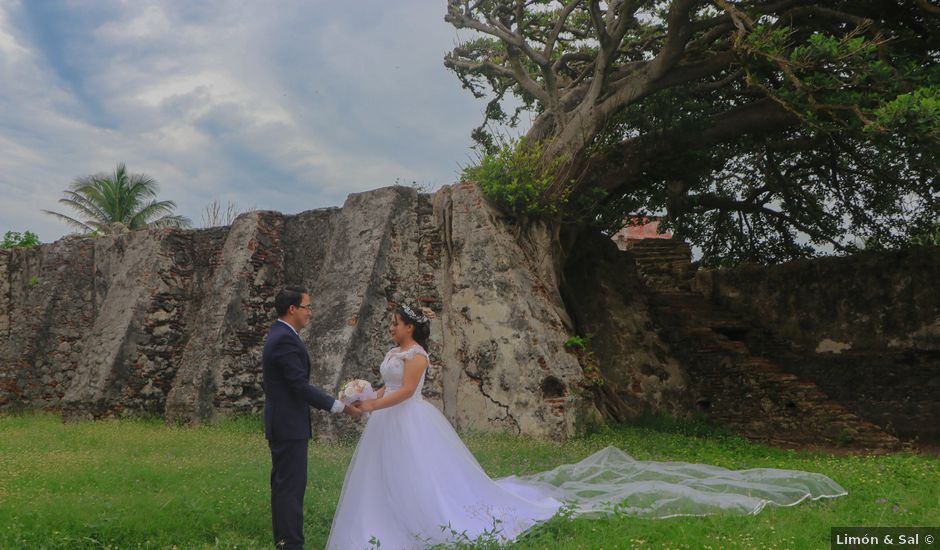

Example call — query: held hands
[352,386,383,415]
[343,402,364,418]
[354,399,376,413]
[341,398,378,420]
[336,379,386,420]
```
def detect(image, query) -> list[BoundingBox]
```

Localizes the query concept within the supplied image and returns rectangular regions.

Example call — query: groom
[262,285,361,550]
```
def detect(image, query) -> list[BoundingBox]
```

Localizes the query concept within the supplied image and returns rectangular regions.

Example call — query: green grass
[0,413,937,549]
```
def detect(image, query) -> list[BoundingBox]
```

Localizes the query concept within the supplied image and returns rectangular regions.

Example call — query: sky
[0,0,504,241]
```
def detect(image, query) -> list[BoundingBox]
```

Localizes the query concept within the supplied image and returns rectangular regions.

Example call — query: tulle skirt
[326,398,847,549]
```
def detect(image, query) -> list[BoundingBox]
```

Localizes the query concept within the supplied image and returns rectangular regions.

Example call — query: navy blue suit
[262,320,336,549]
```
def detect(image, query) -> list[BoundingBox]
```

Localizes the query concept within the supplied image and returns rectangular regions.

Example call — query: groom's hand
[343,402,363,418]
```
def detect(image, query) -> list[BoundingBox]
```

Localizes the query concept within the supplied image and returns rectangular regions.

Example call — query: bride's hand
[343,402,363,418]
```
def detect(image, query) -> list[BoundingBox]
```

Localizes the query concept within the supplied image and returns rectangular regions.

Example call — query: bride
[326,304,847,549]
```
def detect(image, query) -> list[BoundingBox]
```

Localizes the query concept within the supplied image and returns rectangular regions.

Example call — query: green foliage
[1,230,40,249]
[44,163,192,235]
[740,25,936,140]
[446,1,939,266]
[875,85,940,144]
[2,413,937,549]
[910,220,940,247]
[462,137,570,218]
[563,333,603,387]
[863,219,940,250]
[598,22,940,266]
[564,334,588,351]
[28,275,39,287]
[425,518,507,549]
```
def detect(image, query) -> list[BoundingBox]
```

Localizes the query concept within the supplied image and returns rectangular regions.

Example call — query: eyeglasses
[296,304,312,310]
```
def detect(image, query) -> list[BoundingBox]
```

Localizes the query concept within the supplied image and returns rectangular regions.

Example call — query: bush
[564,335,588,352]
[462,138,569,218]
[1,231,40,249]
[564,334,604,387]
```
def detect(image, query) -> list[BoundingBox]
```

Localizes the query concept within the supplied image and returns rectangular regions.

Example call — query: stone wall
[692,248,940,441]
[693,247,940,353]
[562,232,695,424]
[5,183,934,446]
[0,185,606,440]
[0,237,95,410]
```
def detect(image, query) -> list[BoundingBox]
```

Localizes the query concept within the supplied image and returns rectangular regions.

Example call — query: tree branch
[647,0,700,80]
[444,56,520,81]
[544,0,583,60]
[599,49,737,114]
[687,193,852,252]
[688,66,744,93]
[505,45,554,106]
[782,5,878,30]
[915,0,940,17]
[591,98,800,193]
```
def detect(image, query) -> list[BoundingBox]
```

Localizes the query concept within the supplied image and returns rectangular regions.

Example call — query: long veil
[496,446,847,519]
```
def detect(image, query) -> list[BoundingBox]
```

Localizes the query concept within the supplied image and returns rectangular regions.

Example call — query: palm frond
[148,214,192,229]
[59,191,110,223]
[127,172,159,200]
[41,210,95,233]
[47,163,185,234]
[68,174,97,191]
[127,200,179,229]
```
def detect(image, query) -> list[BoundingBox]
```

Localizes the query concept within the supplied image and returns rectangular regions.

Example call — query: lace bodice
[379,345,429,398]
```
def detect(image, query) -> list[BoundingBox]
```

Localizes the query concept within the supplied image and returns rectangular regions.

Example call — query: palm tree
[44,163,191,234]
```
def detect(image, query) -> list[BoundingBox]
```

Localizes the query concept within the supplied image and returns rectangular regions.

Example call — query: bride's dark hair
[394,304,431,351]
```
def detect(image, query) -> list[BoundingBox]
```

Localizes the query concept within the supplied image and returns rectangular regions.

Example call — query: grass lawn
[0,412,936,549]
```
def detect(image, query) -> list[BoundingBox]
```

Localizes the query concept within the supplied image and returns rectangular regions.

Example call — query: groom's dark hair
[275,286,307,317]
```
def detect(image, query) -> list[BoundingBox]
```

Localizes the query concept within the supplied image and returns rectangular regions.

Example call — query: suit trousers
[269,438,309,550]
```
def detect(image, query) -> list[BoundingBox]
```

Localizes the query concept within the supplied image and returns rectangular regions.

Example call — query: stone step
[630,241,688,248]
[631,251,692,259]
[628,240,689,249]
[640,274,900,450]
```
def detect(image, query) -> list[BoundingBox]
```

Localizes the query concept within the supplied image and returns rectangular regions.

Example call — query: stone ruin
[1,183,938,449]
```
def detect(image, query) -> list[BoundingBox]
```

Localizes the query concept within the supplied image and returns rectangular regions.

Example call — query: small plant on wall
[565,334,603,387]
[2,231,40,249]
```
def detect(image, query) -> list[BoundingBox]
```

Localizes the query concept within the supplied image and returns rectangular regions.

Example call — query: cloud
[0,0,489,242]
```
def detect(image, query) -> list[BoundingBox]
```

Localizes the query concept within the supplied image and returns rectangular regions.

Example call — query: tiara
[400,304,430,325]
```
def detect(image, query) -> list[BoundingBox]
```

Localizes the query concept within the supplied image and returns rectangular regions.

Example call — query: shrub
[1,230,40,249]
[462,138,569,218]
[564,335,588,352]
[564,334,604,387]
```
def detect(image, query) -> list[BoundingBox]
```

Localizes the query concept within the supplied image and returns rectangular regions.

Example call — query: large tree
[445,0,939,265]
[45,163,191,235]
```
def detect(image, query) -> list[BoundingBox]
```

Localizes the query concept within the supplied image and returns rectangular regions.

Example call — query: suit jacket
[262,320,336,440]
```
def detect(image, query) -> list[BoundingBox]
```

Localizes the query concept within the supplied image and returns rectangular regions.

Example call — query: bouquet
[338,379,376,406]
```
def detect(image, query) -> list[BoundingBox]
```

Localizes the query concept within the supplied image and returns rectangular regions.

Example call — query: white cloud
[0,0,488,242]
[0,3,27,59]
[94,4,172,41]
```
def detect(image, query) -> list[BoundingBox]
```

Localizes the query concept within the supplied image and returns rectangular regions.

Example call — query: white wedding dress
[326,346,847,549]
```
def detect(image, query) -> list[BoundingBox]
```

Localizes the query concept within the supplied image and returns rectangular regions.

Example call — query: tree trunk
[532,105,607,200]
